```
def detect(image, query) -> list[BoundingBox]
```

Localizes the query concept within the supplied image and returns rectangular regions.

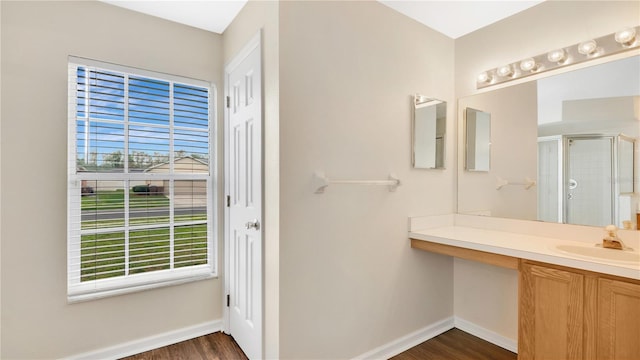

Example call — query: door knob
[245,219,260,231]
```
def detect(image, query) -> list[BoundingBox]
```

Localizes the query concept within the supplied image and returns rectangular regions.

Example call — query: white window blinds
[67,57,215,301]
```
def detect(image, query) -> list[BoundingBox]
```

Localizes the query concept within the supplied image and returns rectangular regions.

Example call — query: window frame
[67,56,217,302]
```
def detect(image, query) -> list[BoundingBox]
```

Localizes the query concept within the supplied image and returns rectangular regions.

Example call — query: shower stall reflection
[538,135,636,227]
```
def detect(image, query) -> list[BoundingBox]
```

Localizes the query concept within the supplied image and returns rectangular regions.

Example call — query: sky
[76,67,210,168]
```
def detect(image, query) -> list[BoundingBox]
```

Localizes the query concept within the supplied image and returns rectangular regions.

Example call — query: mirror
[413,95,446,169]
[458,55,640,228]
[465,108,491,172]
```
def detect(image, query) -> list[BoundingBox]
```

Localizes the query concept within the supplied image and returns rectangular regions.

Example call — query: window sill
[68,272,217,303]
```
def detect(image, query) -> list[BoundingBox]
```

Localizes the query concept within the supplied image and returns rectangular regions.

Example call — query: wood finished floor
[120,332,248,360]
[391,328,516,360]
[120,328,516,360]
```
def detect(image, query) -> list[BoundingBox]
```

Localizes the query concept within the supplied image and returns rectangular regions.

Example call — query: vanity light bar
[476,26,640,89]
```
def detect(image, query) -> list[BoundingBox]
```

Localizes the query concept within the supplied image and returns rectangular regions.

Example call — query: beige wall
[278,1,455,358]
[0,2,223,358]
[222,1,280,358]
[453,0,640,345]
[453,258,518,342]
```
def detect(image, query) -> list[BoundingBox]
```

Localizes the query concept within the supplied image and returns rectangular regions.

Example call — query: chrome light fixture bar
[477,26,639,89]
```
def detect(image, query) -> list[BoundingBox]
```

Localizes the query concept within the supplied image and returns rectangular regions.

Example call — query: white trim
[68,271,215,303]
[351,317,454,360]
[223,29,263,334]
[224,30,261,73]
[223,66,230,334]
[68,55,211,89]
[64,319,222,360]
[67,59,217,300]
[454,316,518,353]
[209,83,219,297]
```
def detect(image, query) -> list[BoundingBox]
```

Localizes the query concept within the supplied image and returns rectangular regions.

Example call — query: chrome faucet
[602,225,626,250]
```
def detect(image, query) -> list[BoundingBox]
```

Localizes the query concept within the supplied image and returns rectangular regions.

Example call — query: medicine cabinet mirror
[413,95,446,169]
[464,108,491,172]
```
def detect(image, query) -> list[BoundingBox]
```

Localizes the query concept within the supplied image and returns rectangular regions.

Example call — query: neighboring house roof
[144,156,209,173]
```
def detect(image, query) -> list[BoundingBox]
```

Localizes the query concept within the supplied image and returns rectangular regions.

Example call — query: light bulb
[496,64,514,77]
[519,58,538,72]
[615,27,637,46]
[578,40,598,55]
[477,72,492,83]
[547,48,567,64]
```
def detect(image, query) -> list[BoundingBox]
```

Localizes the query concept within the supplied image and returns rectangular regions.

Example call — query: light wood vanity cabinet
[519,262,585,360]
[597,278,640,359]
[519,260,640,360]
[409,239,640,359]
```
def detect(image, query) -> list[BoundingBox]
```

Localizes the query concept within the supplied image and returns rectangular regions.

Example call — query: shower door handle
[569,179,578,189]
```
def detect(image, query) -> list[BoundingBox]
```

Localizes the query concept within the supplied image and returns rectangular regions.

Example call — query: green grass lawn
[81,213,207,230]
[80,190,207,282]
[81,190,204,229]
[82,190,170,211]
[81,224,208,282]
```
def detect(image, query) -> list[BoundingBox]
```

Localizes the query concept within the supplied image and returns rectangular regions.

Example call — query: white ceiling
[379,1,544,39]
[99,0,248,34]
[99,0,544,38]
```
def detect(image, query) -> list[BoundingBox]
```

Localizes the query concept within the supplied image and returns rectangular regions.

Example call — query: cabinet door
[519,263,584,360]
[598,279,640,360]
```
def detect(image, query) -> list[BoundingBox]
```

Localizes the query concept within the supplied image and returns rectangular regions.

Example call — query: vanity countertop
[410,226,640,280]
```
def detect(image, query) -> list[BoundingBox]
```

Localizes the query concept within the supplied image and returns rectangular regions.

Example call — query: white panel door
[226,35,262,359]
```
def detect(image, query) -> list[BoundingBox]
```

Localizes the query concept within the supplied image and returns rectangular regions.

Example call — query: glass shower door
[564,136,614,227]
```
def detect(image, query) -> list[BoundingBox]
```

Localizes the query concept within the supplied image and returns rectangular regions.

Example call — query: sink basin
[555,245,640,264]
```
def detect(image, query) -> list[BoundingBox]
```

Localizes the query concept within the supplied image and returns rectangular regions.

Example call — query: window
[67,57,215,301]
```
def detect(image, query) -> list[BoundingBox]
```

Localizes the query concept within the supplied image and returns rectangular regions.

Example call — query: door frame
[223,29,263,354]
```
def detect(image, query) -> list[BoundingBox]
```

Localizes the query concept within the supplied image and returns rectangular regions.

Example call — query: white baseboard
[65,319,222,360]
[454,317,518,353]
[63,316,514,359]
[352,316,454,360]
